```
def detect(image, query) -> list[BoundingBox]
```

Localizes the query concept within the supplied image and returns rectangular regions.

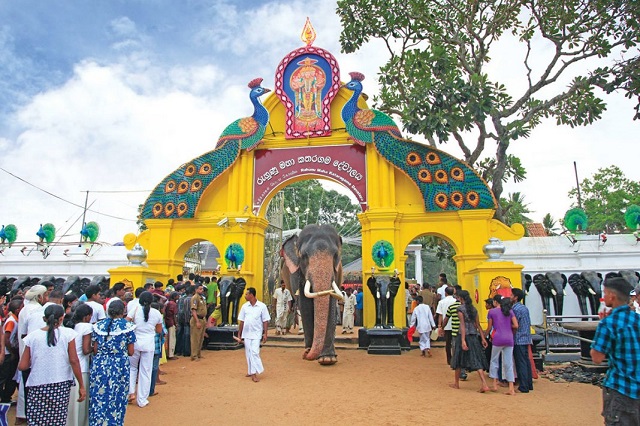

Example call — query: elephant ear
[280,234,299,274]
[366,276,377,295]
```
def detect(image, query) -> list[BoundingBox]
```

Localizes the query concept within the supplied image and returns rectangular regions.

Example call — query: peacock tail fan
[2,224,17,245]
[140,139,241,220]
[563,208,588,231]
[85,222,100,242]
[225,243,245,266]
[42,223,56,243]
[373,137,496,212]
[624,204,640,230]
[371,240,394,268]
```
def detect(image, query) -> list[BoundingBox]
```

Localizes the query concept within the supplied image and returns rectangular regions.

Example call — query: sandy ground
[6,336,603,426]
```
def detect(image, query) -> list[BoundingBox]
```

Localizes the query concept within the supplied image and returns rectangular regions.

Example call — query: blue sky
[0,0,638,245]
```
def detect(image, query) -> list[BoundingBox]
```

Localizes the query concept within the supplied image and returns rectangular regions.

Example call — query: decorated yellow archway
[111,24,524,328]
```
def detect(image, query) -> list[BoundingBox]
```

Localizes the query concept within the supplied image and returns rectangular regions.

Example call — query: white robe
[410,304,436,350]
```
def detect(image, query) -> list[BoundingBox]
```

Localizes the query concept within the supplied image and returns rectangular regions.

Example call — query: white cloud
[1,0,638,248]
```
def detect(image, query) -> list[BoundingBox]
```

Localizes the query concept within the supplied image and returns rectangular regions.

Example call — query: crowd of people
[1,272,637,425]
[0,272,225,425]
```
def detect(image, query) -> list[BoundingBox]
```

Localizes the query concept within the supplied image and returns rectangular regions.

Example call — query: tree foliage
[499,192,533,227]
[568,165,640,232]
[542,213,558,236]
[280,180,362,265]
[337,0,640,219]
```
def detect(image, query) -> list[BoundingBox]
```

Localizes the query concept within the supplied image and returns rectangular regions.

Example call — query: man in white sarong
[410,296,436,357]
[272,281,292,335]
[342,288,356,334]
[235,287,270,382]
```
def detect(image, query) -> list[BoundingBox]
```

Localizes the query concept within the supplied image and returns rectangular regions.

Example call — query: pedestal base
[205,326,243,350]
[359,328,403,355]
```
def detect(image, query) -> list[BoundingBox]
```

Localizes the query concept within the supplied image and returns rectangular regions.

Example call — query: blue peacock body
[141,78,271,219]
[341,72,496,212]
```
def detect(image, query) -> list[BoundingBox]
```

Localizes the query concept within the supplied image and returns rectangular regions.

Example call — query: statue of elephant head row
[280,224,343,365]
[567,271,601,315]
[366,274,401,328]
[218,276,246,326]
[532,272,567,316]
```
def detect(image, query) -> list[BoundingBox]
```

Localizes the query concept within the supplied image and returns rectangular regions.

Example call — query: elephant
[62,276,83,297]
[568,273,599,316]
[619,270,640,287]
[280,224,343,365]
[218,276,246,326]
[11,276,31,293]
[366,275,401,328]
[533,273,565,316]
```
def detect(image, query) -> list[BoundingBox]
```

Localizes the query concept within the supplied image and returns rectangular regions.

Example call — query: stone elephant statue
[568,273,599,316]
[280,224,343,365]
[218,276,246,326]
[366,275,401,328]
[533,272,566,316]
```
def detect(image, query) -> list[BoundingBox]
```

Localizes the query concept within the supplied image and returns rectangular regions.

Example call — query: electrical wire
[1,167,140,221]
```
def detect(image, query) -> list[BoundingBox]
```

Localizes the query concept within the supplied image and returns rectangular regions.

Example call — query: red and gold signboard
[253,145,367,212]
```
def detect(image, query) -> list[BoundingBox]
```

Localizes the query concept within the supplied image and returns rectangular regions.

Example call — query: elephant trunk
[304,252,333,361]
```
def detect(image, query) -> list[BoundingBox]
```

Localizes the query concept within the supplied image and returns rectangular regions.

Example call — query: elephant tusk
[376,291,380,299]
[551,289,557,296]
[225,291,231,298]
[331,281,344,301]
[563,290,567,296]
[386,291,390,299]
[588,288,596,295]
[304,280,318,298]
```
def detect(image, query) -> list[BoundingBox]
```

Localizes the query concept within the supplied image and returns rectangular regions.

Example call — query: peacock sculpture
[0,224,18,248]
[36,223,56,244]
[372,240,394,268]
[341,72,495,212]
[225,243,245,270]
[80,222,100,243]
[625,204,640,230]
[140,78,271,219]
[564,208,588,232]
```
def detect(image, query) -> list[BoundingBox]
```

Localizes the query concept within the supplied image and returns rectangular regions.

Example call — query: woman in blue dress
[90,300,136,425]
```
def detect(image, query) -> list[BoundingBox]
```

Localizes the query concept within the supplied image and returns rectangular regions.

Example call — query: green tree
[500,192,533,227]
[280,180,362,264]
[542,213,558,236]
[337,0,640,220]
[568,165,640,232]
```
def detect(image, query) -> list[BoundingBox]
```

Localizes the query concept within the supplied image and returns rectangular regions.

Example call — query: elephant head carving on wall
[533,272,566,316]
[280,224,343,365]
[366,274,401,328]
[218,276,246,326]
[568,273,599,316]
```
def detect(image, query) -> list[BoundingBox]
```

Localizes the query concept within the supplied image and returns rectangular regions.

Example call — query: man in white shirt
[410,296,436,357]
[436,286,457,365]
[436,274,449,301]
[272,281,292,335]
[342,288,356,334]
[235,287,270,382]
[84,284,106,323]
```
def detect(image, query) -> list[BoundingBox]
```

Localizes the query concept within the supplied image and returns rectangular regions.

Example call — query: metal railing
[534,309,598,355]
